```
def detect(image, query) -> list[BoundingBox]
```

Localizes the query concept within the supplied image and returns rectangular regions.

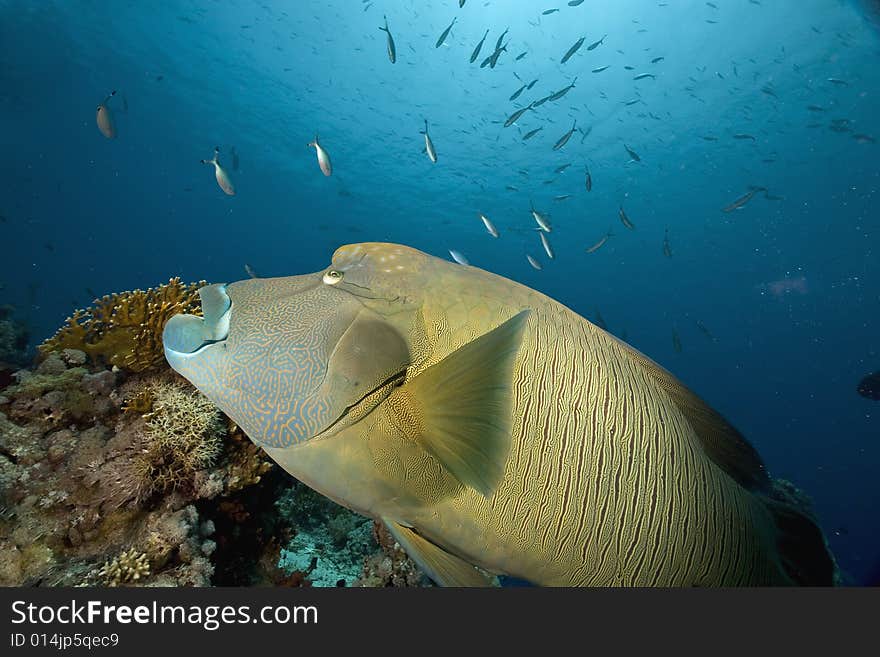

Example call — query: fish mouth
[311,368,408,442]
[163,283,232,359]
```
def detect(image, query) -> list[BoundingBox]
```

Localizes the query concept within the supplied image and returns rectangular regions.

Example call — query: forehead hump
[331,243,429,276]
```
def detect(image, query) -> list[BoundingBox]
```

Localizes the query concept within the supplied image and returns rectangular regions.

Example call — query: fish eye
[323,269,343,285]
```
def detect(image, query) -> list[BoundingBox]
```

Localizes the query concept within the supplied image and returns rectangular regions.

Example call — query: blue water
[1,0,877,584]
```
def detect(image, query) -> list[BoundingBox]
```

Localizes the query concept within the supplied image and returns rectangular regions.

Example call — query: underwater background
[0,0,878,585]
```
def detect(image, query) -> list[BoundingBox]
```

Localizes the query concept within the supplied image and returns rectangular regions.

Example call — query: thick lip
[163,283,232,357]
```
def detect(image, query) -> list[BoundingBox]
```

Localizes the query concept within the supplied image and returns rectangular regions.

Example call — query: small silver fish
[587,34,607,50]
[436,17,457,49]
[585,167,592,191]
[522,127,543,141]
[618,206,635,230]
[509,84,528,101]
[244,263,259,278]
[721,186,766,213]
[527,254,543,270]
[379,16,396,63]
[495,27,509,52]
[421,120,437,163]
[504,103,533,128]
[532,94,553,108]
[561,36,585,64]
[553,120,577,151]
[96,90,117,139]
[586,229,612,254]
[548,78,577,102]
[449,249,469,265]
[308,136,333,176]
[201,146,236,195]
[539,231,555,259]
[470,29,490,63]
[624,143,641,162]
[488,44,507,68]
[480,213,499,238]
[530,201,552,232]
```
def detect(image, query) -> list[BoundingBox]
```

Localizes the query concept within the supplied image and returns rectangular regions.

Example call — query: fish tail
[760,495,837,585]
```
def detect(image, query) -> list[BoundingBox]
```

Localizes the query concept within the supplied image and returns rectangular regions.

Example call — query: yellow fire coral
[38,278,207,372]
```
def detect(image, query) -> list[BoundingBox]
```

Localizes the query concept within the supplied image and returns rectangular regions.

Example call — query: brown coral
[38,278,207,372]
[355,521,428,587]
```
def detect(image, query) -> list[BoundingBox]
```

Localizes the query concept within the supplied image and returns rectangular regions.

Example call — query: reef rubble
[0,286,427,588]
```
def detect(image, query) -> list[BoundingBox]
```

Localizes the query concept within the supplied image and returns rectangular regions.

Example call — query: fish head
[165,244,444,447]
[165,242,527,514]
[163,243,472,510]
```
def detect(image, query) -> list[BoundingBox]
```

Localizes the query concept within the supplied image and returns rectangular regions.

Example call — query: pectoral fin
[390,310,529,496]
[383,519,497,587]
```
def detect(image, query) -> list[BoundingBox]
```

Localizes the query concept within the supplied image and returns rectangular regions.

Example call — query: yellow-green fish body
[164,243,834,587]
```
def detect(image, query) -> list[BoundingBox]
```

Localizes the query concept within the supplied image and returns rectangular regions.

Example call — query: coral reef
[275,483,375,587]
[355,522,428,587]
[272,483,428,587]
[127,378,225,501]
[98,548,150,586]
[0,284,429,588]
[37,278,206,372]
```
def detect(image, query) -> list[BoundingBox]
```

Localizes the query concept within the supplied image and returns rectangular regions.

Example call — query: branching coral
[38,278,206,372]
[98,548,151,586]
[223,421,274,494]
[129,379,224,500]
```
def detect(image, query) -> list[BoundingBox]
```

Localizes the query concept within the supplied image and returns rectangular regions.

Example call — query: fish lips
[163,283,232,366]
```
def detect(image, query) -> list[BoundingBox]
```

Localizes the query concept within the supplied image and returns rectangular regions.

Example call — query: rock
[82,370,117,397]
[36,354,66,376]
[67,526,83,547]
[47,444,67,465]
[60,349,87,367]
